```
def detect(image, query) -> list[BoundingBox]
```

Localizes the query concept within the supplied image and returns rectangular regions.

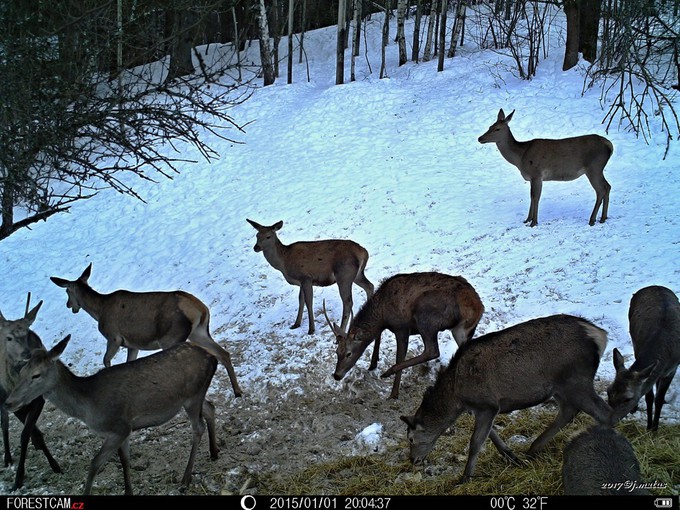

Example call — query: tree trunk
[579,0,602,63]
[437,0,447,71]
[397,0,407,65]
[256,0,276,86]
[423,0,437,61]
[447,0,465,58]
[167,9,200,81]
[562,0,580,70]
[411,0,422,62]
[336,0,347,84]
[287,0,294,83]
[380,0,389,78]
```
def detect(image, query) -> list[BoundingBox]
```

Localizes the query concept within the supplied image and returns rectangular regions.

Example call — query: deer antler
[322,300,345,339]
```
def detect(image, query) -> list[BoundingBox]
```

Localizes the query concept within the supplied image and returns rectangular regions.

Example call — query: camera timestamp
[263,496,391,510]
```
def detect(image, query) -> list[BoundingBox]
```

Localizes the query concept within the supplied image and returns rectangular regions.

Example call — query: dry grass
[259,407,680,496]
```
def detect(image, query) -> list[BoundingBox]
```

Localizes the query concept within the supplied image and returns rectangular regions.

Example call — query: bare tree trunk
[579,0,602,63]
[397,0,407,65]
[411,0,423,62]
[437,0,448,71]
[563,0,580,70]
[287,0,294,83]
[336,0,347,84]
[299,0,307,63]
[351,0,362,81]
[380,0,389,78]
[256,0,276,85]
[447,0,465,58]
[423,0,437,61]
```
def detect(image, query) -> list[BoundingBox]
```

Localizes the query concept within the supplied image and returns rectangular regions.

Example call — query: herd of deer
[0,110,677,496]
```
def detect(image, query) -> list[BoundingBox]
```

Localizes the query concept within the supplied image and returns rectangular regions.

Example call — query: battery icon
[655,498,673,508]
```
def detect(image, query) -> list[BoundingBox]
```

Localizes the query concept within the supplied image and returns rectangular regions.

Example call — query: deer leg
[291,287,305,330]
[181,398,207,486]
[645,389,656,430]
[118,438,132,496]
[587,173,611,225]
[2,406,11,467]
[189,331,242,398]
[388,331,409,399]
[202,400,220,460]
[336,277,354,333]
[459,409,498,484]
[488,429,521,465]
[527,398,578,457]
[125,347,139,363]
[381,329,440,379]
[526,179,542,227]
[302,281,315,335]
[85,433,127,495]
[103,336,124,367]
[354,268,375,299]
[651,371,676,431]
[369,333,381,371]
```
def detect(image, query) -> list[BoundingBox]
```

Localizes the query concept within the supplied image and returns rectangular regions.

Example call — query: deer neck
[76,284,108,322]
[46,362,91,423]
[261,239,289,274]
[495,129,527,169]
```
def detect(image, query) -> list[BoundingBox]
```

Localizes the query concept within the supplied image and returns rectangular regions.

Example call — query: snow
[0,5,679,490]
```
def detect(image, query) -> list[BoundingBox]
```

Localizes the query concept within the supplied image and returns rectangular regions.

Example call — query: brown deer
[50,263,242,397]
[246,219,374,335]
[562,426,649,495]
[607,285,680,430]
[0,296,62,489]
[324,272,484,399]
[401,314,615,484]
[5,337,220,495]
[478,108,613,227]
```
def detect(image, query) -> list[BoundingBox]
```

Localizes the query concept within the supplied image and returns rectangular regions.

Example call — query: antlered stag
[325,272,484,399]
[50,263,242,397]
[0,298,61,489]
[246,219,374,335]
[607,285,680,430]
[478,109,613,227]
[401,314,614,484]
[5,337,220,495]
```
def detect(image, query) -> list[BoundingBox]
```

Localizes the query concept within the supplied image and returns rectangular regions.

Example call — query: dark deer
[607,285,680,430]
[562,425,649,495]
[0,296,61,489]
[325,272,484,399]
[50,263,242,397]
[246,219,374,335]
[401,314,614,484]
[478,108,613,227]
[5,337,219,495]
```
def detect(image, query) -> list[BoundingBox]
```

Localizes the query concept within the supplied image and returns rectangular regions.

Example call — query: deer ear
[635,361,657,381]
[497,109,505,121]
[612,348,626,372]
[24,301,43,324]
[80,263,93,282]
[246,218,261,230]
[273,220,283,231]
[505,109,515,122]
[50,335,72,359]
[50,276,70,288]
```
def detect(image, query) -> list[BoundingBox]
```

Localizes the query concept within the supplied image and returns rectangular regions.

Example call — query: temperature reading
[490,496,516,510]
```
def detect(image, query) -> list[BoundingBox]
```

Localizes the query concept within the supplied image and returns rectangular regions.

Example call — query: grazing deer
[50,263,242,397]
[0,297,62,489]
[562,425,649,495]
[324,272,484,399]
[5,337,219,495]
[246,219,374,335]
[478,108,613,227]
[607,285,680,430]
[401,314,614,484]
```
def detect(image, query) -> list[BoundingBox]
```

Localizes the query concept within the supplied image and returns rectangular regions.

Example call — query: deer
[324,272,484,399]
[478,108,613,227]
[562,425,649,495]
[50,263,242,397]
[0,295,62,489]
[246,219,374,335]
[401,314,615,484]
[5,336,220,495]
[607,285,680,431]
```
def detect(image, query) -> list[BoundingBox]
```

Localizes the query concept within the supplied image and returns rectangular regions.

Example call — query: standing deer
[0,297,62,489]
[246,219,374,335]
[607,285,680,430]
[5,337,220,495]
[50,263,242,397]
[401,314,615,484]
[562,425,649,495]
[478,108,613,227]
[324,272,484,399]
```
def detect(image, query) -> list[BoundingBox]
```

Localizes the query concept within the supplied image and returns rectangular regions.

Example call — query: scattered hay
[260,407,680,496]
